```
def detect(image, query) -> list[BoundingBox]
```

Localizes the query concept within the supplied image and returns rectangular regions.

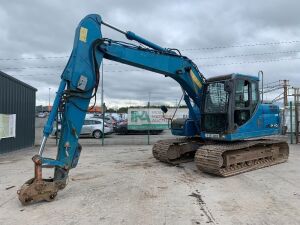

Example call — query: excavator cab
[171,73,280,141]
[201,73,280,141]
[171,74,262,141]
[202,73,259,133]
[171,73,263,139]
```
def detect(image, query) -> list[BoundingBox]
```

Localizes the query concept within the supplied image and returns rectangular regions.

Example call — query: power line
[193,50,300,60]
[0,63,122,70]
[11,74,60,77]
[201,56,300,67]
[1,49,300,62]
[263,84,281,90]
[182,40,300,51]
[263,80,280,86]
[0,56,69,61]
[1,40,300,61]
[272,92,285,103]
[0,65,64,70]
[263,87,282,94]
[9,69,144,76]
[0,55,122,67]
[3,56,300,72]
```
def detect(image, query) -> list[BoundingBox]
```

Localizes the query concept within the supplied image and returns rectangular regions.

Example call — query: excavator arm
[18,14,205,205]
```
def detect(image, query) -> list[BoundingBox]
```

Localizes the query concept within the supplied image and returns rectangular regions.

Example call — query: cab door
[233,79,259,129]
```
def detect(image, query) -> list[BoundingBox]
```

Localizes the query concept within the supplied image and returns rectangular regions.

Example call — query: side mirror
[160,105,168,113]
[224,80,233,93]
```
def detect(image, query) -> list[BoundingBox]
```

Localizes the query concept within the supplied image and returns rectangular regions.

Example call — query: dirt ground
[0,143,300,225]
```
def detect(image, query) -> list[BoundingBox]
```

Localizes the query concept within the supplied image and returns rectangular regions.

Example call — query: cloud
[0,0,299,107]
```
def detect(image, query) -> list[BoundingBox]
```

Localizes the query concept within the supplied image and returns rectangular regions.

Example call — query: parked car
[114,120,129,134]
[52,118,113,138]
[90,114,117,129]
[104,116,117,128]
[37,112,47,118]
[114,120,163,135]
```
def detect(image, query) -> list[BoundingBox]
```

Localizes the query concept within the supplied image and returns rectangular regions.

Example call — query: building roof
[0,71,37,91]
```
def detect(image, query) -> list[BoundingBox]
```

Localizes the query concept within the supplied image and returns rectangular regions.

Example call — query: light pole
[48,88,51,112]
[258,70,263,103]
[147,92,151,145]
[101,63,104,146]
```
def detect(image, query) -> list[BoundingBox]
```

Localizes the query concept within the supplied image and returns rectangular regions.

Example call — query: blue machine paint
[125,31,167,52]
[201,103,281,141]
[40,14,104,172]
[43,80,66,137]
[225,104,281,140]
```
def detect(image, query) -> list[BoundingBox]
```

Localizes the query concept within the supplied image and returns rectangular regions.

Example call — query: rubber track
[152,138,193,164]
[195,139,289,177]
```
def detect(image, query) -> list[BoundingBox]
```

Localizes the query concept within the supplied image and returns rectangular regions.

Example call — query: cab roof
[206,73,259,83]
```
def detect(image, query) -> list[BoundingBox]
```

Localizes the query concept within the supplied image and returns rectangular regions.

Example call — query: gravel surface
[0,143,300,225]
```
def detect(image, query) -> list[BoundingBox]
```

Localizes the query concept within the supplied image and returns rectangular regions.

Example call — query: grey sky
[0,0,299,107]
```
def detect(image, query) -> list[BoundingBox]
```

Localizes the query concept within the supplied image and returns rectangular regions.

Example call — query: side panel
[225,104,280,140]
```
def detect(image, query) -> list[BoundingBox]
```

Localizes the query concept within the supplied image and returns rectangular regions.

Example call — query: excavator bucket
[17,155,66,205]
[17,178,59,205]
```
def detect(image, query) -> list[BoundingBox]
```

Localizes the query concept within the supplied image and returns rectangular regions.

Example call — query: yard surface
[0,141,300,225]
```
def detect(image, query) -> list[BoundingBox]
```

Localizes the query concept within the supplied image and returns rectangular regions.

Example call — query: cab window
[235,80,250,108]
[251,82,259,111]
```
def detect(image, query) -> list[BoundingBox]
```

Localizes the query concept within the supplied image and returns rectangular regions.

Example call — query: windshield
[204,82,229,113]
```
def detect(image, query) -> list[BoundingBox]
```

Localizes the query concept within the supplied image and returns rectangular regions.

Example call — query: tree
[117,107,129,113]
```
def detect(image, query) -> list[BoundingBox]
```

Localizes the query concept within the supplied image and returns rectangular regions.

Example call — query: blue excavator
[18,14,289,205]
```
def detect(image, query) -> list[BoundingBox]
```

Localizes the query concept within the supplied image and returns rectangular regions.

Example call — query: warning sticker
[79,27,88,43]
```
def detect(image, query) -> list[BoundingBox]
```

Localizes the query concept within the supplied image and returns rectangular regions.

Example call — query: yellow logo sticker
[190,70,202,89]
[79,27,88,43]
